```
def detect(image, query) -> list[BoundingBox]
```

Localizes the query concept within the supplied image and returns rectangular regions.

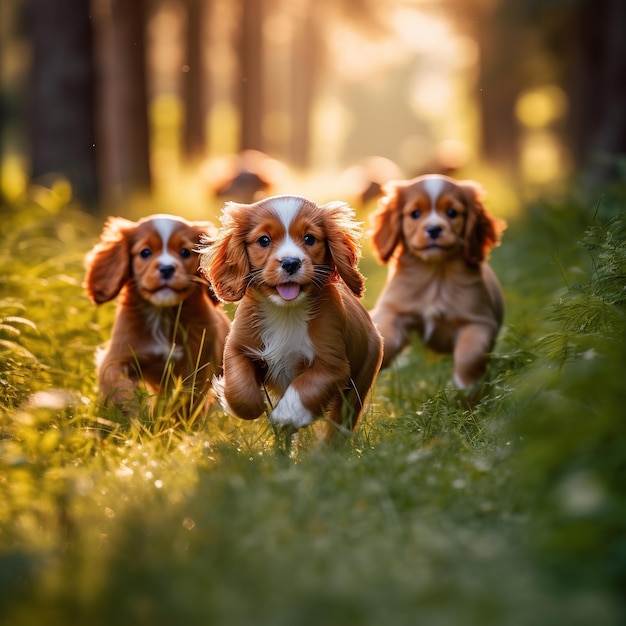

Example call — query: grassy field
[1,181,625,625]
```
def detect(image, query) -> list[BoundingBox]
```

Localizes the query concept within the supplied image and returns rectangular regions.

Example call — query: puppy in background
[370,174,505,390]
[199,195,383,442]
[338,156,404,206]
[84,214,230,410]
[201,150,289,203]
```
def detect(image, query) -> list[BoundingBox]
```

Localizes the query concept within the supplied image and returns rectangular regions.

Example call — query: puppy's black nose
[281,257,302,275]
[426,225,443,240]
[159,265,176,280]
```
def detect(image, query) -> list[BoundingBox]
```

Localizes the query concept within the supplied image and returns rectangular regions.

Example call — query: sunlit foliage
[0,180,625,624]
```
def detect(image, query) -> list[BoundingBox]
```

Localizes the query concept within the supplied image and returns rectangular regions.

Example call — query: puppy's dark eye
[258,235,271,248]
[139,248,152,259]
[180,248,191,258]
[303,234,316,246]
[446,207,458,218]
[410,209,421,219]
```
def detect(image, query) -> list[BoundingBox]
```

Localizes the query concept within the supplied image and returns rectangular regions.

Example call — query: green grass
[1,182,625,625]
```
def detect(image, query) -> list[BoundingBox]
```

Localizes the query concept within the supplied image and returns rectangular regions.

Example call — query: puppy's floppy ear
[84,217,136,304]
[198,203,251,302]
[322,201,365,297]
[458,180,506,266]
[369,181,404,263]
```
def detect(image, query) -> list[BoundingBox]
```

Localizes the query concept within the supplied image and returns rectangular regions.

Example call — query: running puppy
[370,175,505,389]
[200,195,383,440]
[84,214,230,409]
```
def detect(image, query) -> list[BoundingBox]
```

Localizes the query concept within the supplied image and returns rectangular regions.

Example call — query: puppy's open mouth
[276,282,301,301]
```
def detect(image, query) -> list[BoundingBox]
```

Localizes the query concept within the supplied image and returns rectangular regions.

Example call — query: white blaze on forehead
[423,177,445,212]
[266,196,308,228]
[153,218,179,265]
[265,196,309,259]
[421,177,447,226]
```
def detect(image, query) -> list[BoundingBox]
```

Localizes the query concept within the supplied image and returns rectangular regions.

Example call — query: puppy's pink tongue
[276,283,301,301]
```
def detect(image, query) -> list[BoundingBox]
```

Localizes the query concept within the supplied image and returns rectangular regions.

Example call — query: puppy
[84,214,230,409]
[370,174,505,389]
[199,195,383,440]
[339,156,404,206]
[202,150,289,203]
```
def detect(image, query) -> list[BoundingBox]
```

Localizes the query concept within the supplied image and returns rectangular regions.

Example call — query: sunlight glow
[392,8,452,52]
[0,155,27,201]
[207,102,239,155]
[515,85,568,129]
[328,26,403,81]
[31,178,73,211]
[410,73,455,119]
[391,7,478,70]
[520,129,568,184]
[315,5,475,174]
[327,8,461,81]
[150,94,183,189]
[311,96,353,168]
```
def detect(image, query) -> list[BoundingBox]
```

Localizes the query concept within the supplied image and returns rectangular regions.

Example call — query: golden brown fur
[199,195,383,441]
[370,175,505,388]
[84,214,230,409]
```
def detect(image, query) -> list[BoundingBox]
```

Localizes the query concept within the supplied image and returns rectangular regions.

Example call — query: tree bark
[182,0,210,162]
[569,0,626,186]
[92,0,151,202]
[29,0,99,207]
[288,6,321,169]
[237,0,264,152]
[473,5,521,176]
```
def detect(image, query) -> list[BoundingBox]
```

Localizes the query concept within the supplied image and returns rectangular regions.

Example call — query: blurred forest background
[2,3,626,622]
[0,0,625,212]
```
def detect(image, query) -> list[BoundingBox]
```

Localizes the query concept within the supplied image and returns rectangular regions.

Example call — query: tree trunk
[569,0,626,186]
[182,0,210,162]
[473,6,521,176]
[28,0,99,208]
[237,0,264,152]
[92,0,151,202]
[288,6,321,169]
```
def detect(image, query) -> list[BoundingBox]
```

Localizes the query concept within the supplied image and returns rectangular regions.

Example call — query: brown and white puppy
[84,214,230,409]
[199,195,383,440]
[203,150,288,203]
[370,175,505,389]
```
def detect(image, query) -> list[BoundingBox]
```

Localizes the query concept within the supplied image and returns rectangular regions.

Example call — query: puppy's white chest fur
[144,307,184,361]
[422,304,445,343]
[258,299,314,393]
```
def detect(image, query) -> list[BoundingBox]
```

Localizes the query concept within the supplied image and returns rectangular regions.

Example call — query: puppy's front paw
[269,387,315,430]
